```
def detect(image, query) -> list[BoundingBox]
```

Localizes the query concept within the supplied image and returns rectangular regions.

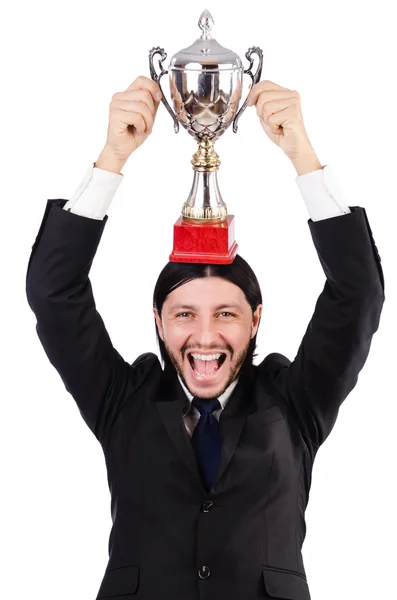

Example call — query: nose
[192,316,222,348]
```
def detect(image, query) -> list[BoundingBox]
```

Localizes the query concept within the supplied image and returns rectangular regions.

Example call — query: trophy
[149,9,263,264]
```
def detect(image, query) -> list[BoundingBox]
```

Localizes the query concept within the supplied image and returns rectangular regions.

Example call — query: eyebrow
[168,303,242,312]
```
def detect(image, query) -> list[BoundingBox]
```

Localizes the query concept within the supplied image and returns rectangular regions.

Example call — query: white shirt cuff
[295,164,351,222]
[63,163,124,220]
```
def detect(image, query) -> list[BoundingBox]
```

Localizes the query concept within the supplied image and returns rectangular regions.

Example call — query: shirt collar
[177,374,239,412]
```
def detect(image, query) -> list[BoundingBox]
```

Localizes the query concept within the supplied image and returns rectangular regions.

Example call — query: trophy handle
[232,46,264,133]
[149,46,179,134]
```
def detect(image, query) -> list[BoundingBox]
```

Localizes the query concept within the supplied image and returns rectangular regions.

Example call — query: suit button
[198,565,211,579]
[202,500,214,512]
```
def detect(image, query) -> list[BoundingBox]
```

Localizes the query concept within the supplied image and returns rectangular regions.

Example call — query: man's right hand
[97,76,163,169]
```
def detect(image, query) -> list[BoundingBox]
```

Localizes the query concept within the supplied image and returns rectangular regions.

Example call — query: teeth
[190,353,223,361]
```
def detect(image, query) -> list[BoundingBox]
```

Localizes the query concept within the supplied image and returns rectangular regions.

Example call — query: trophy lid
[169,9,242,72]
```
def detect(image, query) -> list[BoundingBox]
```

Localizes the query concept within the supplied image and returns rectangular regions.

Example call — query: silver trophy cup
[149,9,263,223]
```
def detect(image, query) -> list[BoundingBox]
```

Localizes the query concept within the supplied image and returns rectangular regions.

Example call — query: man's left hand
[246,80,315,161]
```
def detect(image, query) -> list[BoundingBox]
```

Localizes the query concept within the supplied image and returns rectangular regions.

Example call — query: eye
[176,312,192,318]
[219,312,234,317]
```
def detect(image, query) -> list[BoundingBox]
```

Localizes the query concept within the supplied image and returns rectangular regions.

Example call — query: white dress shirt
[62,161,351,437]
[178,375,239,438]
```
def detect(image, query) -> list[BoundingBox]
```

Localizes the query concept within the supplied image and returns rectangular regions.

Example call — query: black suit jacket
[26,199,385,600]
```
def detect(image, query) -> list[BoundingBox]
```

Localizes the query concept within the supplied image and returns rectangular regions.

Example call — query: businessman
[26,76,385,599]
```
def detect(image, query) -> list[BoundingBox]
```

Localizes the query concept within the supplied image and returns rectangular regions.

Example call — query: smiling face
[153,276,262,399]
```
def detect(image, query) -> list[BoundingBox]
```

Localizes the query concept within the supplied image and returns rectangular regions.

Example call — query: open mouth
[187,352,227,379]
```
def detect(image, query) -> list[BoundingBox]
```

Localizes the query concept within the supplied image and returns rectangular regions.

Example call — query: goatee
[164,341,250,399]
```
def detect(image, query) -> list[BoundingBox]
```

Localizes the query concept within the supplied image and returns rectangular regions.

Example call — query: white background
[1,1,396,598]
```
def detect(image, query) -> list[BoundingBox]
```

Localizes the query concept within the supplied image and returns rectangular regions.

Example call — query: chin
[188,380,229,399]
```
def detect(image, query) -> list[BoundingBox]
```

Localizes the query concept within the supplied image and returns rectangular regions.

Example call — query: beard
[164,339,251,399]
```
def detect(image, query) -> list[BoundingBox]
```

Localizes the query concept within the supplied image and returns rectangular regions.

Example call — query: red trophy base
[169,215,238,264]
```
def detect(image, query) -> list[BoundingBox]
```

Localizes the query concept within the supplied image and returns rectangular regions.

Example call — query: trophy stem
[191,138,220,172]
[181,138,228,223]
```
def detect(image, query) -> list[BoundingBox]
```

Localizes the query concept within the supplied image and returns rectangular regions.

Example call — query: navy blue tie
[191,397,222,492]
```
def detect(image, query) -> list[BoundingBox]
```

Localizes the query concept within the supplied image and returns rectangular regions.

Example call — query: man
[26,76,385,600]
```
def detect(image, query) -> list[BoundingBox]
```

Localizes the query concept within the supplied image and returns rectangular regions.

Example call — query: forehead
[164,276,248,310]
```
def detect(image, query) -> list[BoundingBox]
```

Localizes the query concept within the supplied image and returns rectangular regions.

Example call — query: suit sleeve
[260,206,385,449]
[26,198,160,442]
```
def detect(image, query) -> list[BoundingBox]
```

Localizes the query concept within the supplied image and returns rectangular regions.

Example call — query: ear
[153,307,164,341]
[251,304,262,338]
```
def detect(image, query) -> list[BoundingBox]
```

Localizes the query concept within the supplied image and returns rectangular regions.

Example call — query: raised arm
[246,80,385,448]
[26,76,163,443]
[260,206,385,448]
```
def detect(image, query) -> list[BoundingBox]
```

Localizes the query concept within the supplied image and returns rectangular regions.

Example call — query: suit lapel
[156,377,204,492]
[214,376,255,487]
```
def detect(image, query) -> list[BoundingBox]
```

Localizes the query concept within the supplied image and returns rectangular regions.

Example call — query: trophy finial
[198,9,214,40]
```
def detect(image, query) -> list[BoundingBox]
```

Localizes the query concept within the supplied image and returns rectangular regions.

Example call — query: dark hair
[152,254,262,383]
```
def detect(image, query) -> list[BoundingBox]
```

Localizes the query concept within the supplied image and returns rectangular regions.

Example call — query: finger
[126,75,163,102]
[254,91,298,116]
[256,96,299,123]
[260,117,283,137]
[266,105,298,130]
[115,89,154,114]
[247,80,290,106]
[115,88,155,116]
[112,100,154,133]
[112,109,146,136]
